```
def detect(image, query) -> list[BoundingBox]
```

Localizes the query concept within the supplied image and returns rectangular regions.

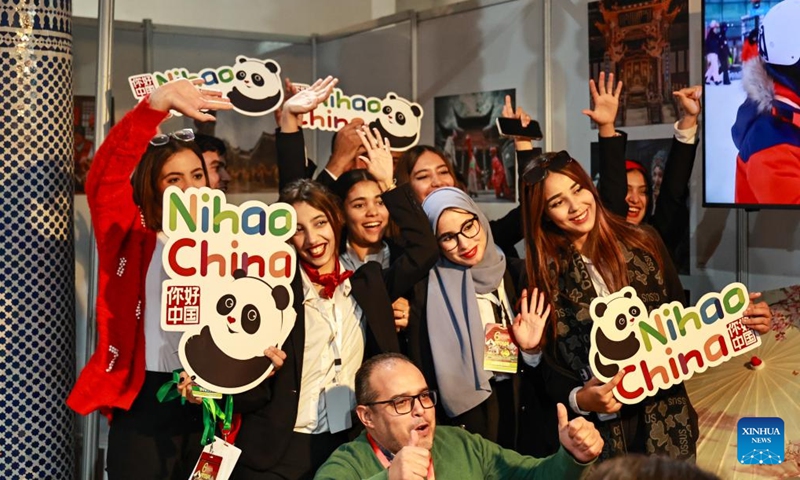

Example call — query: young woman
[66,79,240,478]
[519,150,697,461]
[273,77,417,327]
[231,121,439,479]
[586,72,701,260]
[519,151,771,461]
[395,143,531,259]
[400,186,545,449]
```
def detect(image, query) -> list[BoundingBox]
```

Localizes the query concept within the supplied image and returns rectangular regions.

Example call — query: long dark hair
[395,144,461,187]
[131,139,207,231]
[279,179,345,255]
[521,152,664,345]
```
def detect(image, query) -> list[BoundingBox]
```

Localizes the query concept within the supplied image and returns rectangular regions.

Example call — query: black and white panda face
[207,271,290,360]
[227,55,284,115]
[592,287,647,344]
[368,93,423,151]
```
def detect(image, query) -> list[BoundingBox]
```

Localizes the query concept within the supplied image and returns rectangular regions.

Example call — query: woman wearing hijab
[403,186,546,448]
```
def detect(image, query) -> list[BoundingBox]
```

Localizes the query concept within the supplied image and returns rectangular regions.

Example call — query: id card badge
[188,436,241,480]
[483,324,518,374]
[325,383,353,434]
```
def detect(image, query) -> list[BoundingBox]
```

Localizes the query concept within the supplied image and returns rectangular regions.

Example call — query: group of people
[67,67,774,480]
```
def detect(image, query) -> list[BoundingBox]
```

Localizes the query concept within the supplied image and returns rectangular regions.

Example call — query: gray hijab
[421,187,507,417]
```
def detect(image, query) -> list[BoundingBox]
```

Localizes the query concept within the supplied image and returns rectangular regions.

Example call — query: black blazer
[232,133,438,477]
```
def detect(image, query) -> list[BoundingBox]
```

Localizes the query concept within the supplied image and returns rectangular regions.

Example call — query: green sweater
[314,426,588,480]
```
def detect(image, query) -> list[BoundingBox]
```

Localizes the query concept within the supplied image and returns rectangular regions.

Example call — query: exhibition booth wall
[66,0,800,476]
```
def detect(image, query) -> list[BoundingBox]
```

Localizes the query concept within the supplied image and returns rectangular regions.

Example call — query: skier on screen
[733,0,800,205]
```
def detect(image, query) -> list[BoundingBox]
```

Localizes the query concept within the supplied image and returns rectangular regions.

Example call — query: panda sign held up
[128,55,284,117]
[588,283,762,405]
[295,85,424,152]
[159,186,297,394]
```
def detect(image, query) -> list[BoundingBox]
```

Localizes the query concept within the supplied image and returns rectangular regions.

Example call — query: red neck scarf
[301,257,353,299]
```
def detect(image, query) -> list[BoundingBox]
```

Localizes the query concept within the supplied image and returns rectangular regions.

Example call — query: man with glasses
[314,353,602,479]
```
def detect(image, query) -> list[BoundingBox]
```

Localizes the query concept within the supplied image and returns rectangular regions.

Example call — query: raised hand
[327,118,367,177]
[557,403,604,463]
[742,291,773,334]
[511,288,549,353]
[149,78,233,122]
[388,429,431,480]
[274,77,302,126]
[357,125,394,192]
[575,369,625,414]
[501,94,535,150]
[581,71,622,137]
[673,85,702,129]
[279,75,338,133]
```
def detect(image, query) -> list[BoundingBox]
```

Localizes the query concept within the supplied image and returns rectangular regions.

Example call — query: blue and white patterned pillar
[0,1,76,478]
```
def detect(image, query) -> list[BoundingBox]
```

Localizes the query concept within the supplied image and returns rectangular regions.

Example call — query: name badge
[484,324,518,374]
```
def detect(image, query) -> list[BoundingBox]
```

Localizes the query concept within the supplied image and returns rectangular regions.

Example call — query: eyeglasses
[150,128,195,147]
[437,215,481,252]
[363,390,438,415]
[522,150,573,185]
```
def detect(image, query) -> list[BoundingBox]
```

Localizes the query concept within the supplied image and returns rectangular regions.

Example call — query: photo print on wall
[588,0,691,128]
[434,88,518,203]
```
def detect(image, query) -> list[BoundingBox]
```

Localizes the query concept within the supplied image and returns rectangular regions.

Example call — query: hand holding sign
[357,126,394,192]
[264,346,287,379]
[576,370,625,414]
[511,288,549,353]
[556,403,604,463]
[742,292,773,334]
[279,76,338,133]
[149,78,233,122]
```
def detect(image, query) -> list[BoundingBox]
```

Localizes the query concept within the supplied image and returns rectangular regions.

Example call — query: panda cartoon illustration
[181,269,295,393]
[588,286,647,380]
[368,93,423,151]
[226,55,284,116]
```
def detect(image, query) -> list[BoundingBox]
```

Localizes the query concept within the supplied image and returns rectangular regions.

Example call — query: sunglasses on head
[522,150,573,185]
[150,128,195,147]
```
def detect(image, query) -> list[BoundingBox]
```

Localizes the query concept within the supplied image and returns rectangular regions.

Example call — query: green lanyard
[156,370,234,445]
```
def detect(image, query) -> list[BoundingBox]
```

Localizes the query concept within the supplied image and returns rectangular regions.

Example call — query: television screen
[703,0,800,207]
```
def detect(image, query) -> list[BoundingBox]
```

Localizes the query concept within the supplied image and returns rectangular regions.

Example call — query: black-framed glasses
[363,390,438,415]
[437,215,481,252]
[150,128,195,147]
[522,150,573,185]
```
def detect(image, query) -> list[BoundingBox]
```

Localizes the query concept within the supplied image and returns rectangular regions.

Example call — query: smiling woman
[66,79,233,478]
[398,186,547,449]
[518,150,699,461]
[231,119,440,478]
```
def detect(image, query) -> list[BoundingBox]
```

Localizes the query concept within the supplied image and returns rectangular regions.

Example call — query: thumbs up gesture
[389,429,431,480]
[556,403,604,463]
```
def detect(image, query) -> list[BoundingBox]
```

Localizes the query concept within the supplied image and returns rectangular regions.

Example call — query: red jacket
[734,84,800,205]
[67,100,168,419]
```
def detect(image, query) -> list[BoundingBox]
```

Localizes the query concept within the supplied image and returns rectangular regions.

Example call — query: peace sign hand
[511,288,549,353]
[357,126,394,192]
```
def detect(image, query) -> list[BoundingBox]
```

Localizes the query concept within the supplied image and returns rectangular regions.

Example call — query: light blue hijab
[421,187,507,417]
